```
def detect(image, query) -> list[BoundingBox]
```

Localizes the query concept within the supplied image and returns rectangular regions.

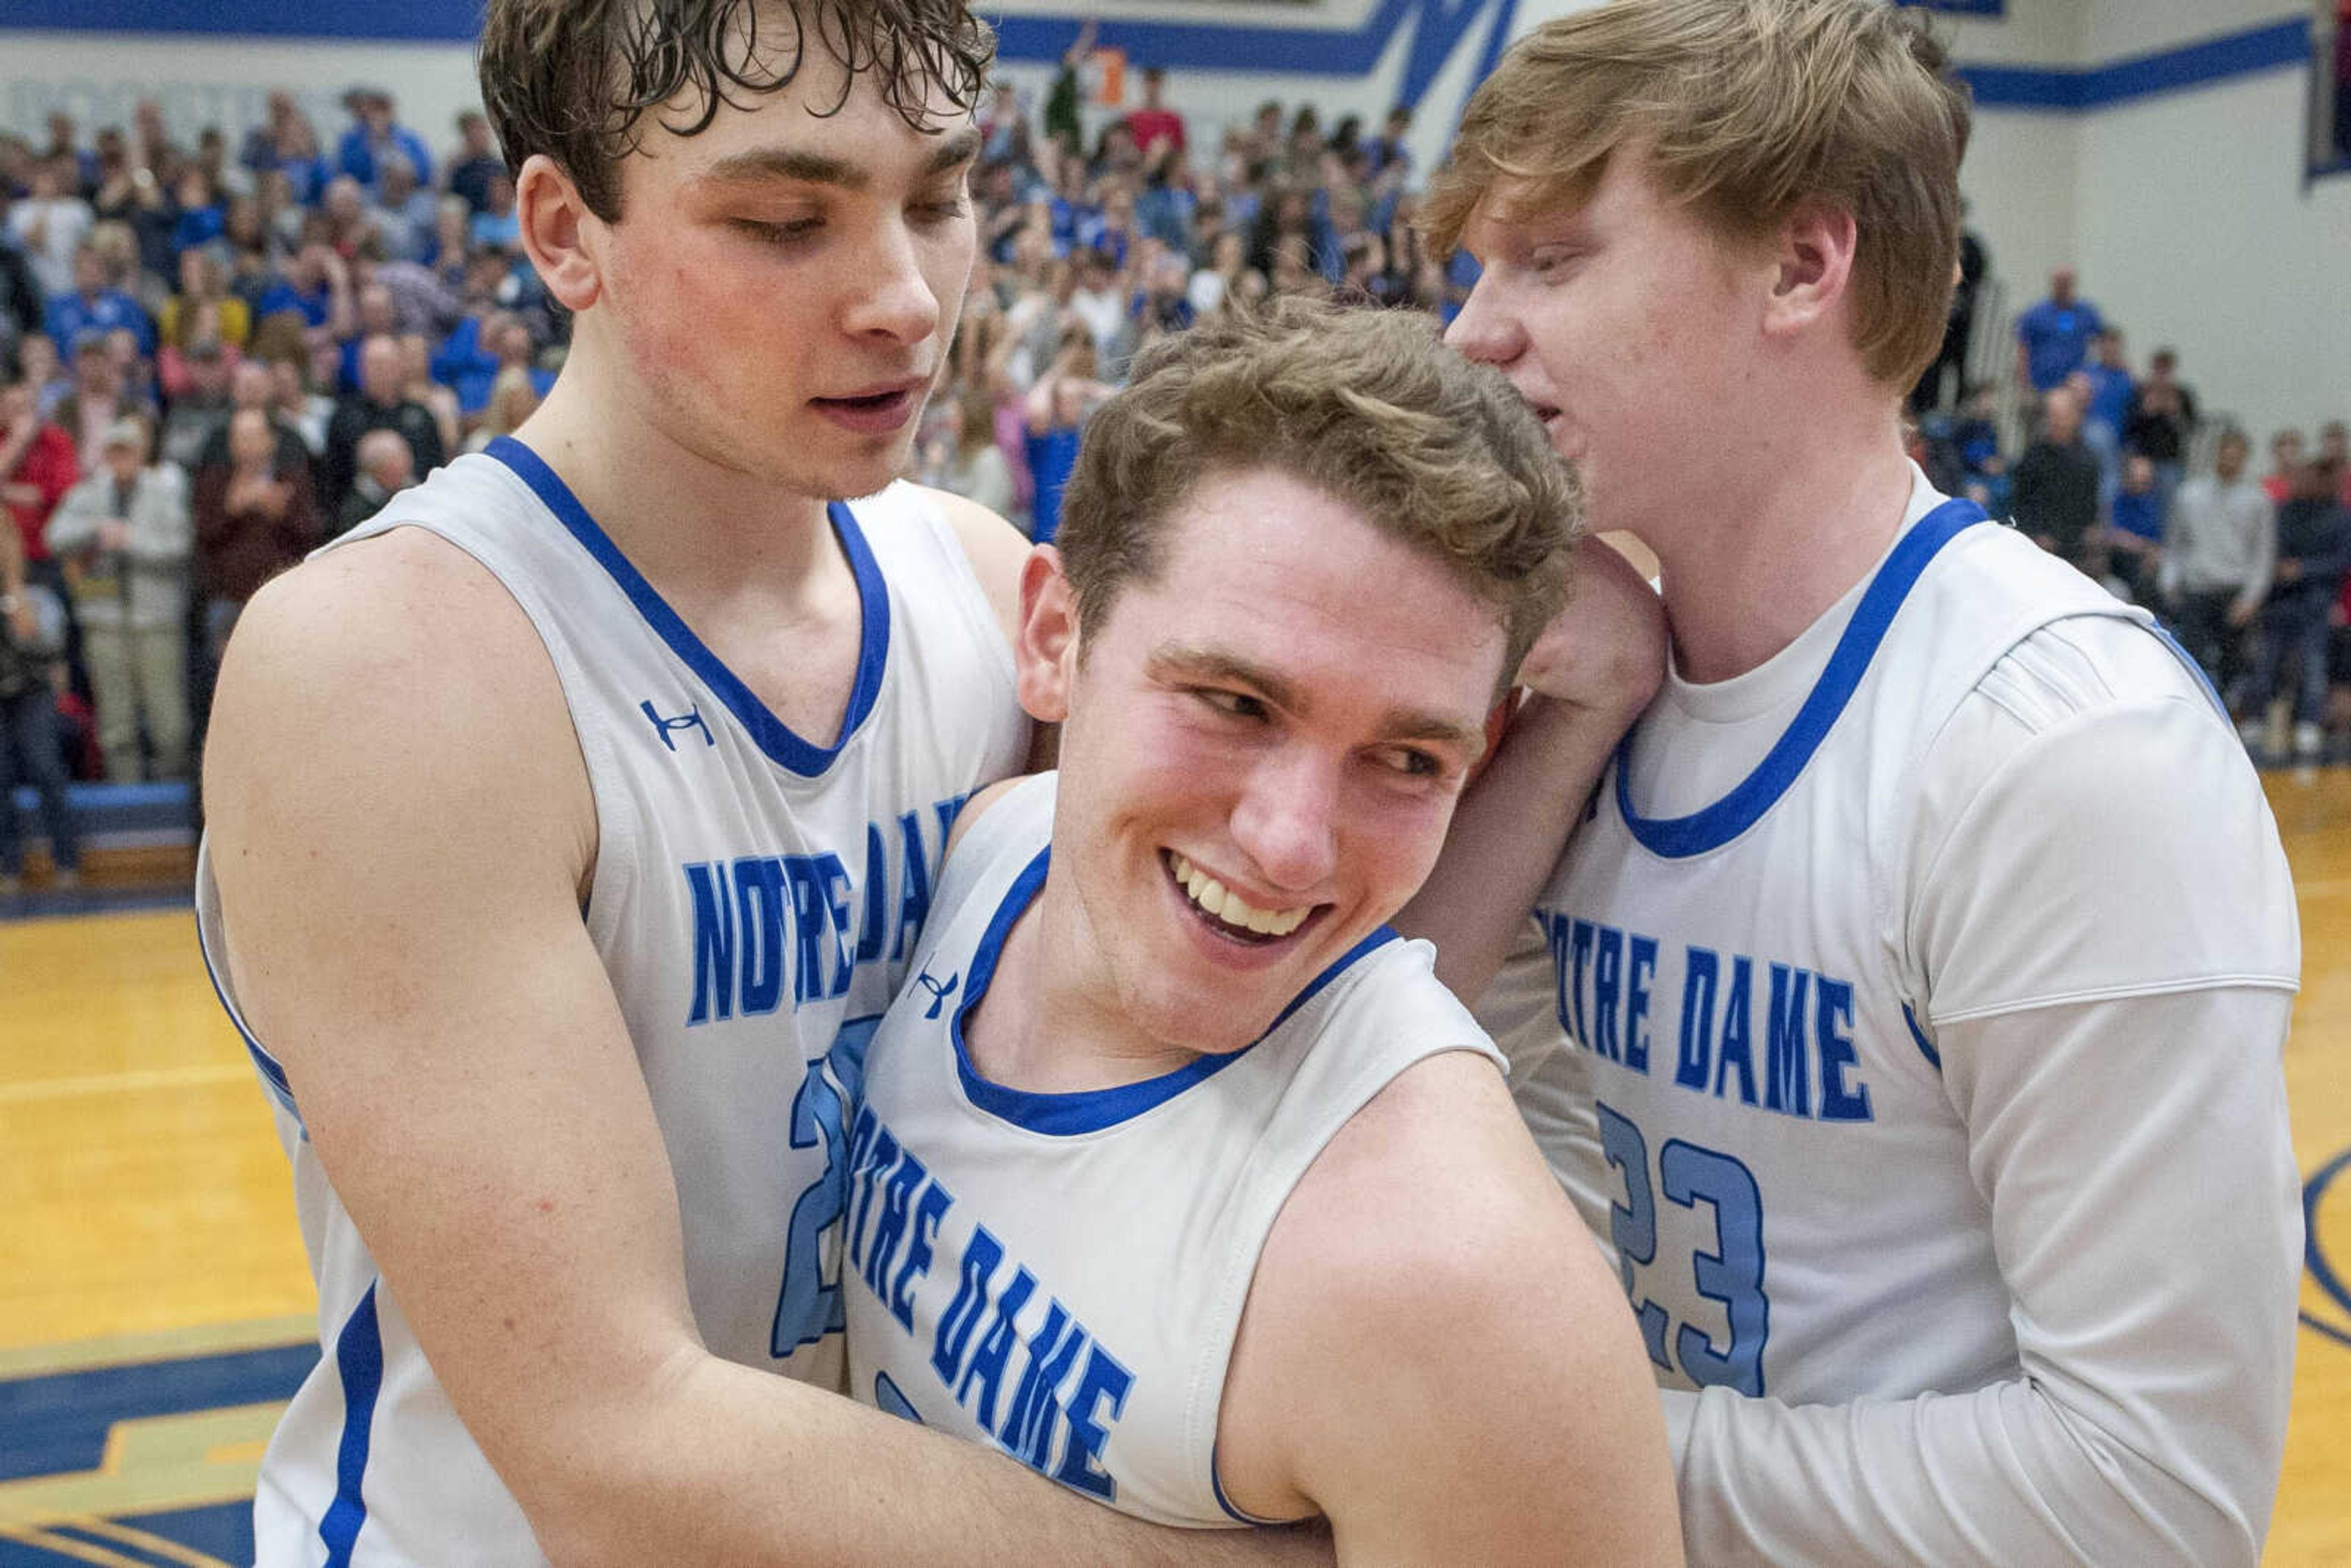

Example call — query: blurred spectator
[0,239,40,366]
[252,242,353,337]
[400,334,463,454]
[268,356,334,456]
[1122,68,1188,163]
[2324,421,2351,507]
[926,391,1016,522]
[1911,208,1983,414]
[2161,427,2274,702]
[370,156,439,263]
[0,516,77,893]
[1022,326,1111,547]
[463,364,542,454]
[2262,428,2305,505]
[337,88,435,193]
[2105,452,2165,604]
[0,373,78,623]
[321,334,443,511]
[446,111,505,215]
[167,166,226,264]
[157,337,233,471]
[2009,384,2102,572]
[195,407,320,669]
[52,332,144,471]
[40,111,99,197]
[469,173,522,252]
[159,245,252,354]
[2014,265,2102,395]
[2246,459,2351,758]
[319,175,380,260]
[239,91,331,207]
[7,160,94,300]
[45,243,154,359]
[1364,105,1414,182]
[2079,328,2134,506]
[13,334,66,417]
[47,418,190,781]
[2124,347,2197,521]
[334,427,416,538]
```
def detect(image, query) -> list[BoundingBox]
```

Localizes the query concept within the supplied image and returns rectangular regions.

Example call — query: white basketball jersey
[196,435,1029,1566]
[844,773,1502,1526]
[1481,478,2298,1408]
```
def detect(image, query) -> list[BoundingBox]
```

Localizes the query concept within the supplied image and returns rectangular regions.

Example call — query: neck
[512,353,839,602]
[970,871,1198,1093]
[1651,393,1916,685]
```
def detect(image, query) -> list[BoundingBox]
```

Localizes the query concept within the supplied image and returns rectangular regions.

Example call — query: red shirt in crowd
[1123,107,1186,160]
[4,421,80,565]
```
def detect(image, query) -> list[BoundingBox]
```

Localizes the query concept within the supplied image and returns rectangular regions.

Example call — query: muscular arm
[1220,1051,1682,1566]
[206,533,1324,1568]
[1665,694,2301,1566]
[1399,536,1664,999]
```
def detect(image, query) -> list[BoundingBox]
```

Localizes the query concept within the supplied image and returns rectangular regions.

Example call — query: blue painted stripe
[10,780,193,836]
[1901,1003,1941,1071]
[1962,18,2312,112]
[0,0,484,39]
[2304,1310,2351,1351]
[318,1283,385,1568]
[484,436,890,779]
[2304,1146,2351,1327]
[0,1342,317,1484]
[950,846,1398,1136]
[1617,498,1990,860]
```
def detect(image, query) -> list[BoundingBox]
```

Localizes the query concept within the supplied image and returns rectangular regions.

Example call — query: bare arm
[1398,536,1665,999]
[206,532,1325,1568]
[1220,1051,1682,1566]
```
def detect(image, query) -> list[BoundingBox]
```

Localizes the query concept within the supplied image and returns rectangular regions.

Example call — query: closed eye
[1197,689,1270,722]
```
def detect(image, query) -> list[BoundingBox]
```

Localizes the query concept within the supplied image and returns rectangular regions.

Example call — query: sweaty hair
[1422,0,1971,389]
[479,0,997,220]
[1056,296,1578,685]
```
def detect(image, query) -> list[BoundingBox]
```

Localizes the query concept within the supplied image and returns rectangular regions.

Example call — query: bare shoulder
[912,482,1032,649]
[207,526,596,1035]
[1218,1049,1682,1562]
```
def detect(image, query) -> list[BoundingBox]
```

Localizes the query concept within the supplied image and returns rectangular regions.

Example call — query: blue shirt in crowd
[45,288,154,357]
[2015,296,2104,392]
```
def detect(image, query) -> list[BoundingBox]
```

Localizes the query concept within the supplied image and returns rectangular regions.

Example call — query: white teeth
[1166,852,1311,938]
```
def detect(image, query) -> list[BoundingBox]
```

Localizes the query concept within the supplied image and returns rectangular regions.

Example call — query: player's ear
[1760,198,1858,342]
[515,152,602,314]
[1014,546,1079,724]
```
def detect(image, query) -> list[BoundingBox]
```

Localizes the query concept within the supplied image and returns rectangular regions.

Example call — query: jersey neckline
[947,844,1400,1136]
[484,434,891,778]
[1616,497,1989,860]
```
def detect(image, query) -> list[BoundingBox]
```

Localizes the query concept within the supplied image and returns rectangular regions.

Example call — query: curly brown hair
[478,0,997,221]
[1056,296,1578,686]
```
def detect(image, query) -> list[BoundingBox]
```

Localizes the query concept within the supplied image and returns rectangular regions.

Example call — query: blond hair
[1423,0,1970,389]
[1056,296,1577,683]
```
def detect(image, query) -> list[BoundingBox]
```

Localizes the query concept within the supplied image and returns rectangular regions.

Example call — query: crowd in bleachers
[1,55,2347,888]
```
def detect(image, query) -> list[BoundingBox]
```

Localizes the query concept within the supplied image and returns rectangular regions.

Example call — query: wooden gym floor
[2,770,2349,1566]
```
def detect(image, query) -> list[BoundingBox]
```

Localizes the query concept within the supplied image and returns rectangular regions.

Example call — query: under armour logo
[641,700,715,752]
[917,971,960,1019]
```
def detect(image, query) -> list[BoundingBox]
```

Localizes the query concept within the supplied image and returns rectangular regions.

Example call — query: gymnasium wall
[1,0,2339,437]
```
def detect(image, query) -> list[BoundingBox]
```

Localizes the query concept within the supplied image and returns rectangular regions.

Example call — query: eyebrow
[700,126,983,193]
[1149,642,1483,751]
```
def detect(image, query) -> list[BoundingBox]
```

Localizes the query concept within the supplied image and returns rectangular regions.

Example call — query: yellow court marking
[0,1402,287,1528]
[0,1319,315,1384]
[0,1063,255,1108]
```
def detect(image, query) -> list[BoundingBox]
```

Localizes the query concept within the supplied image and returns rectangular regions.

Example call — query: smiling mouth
[1164,850,1318,943]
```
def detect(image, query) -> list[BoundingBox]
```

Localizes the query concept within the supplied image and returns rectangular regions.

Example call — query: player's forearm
[1401,692,1627,1000]
[530,1354,1332,1568]
[1666,1379,2261,1567]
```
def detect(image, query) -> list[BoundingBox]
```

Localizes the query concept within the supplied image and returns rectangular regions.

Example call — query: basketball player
[1406,2,2304,1562]
[198,2,1332,1562]
[842,299,1682,1562]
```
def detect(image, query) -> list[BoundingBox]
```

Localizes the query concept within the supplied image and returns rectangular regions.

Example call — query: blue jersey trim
[1210,1439,1289,1527]
[484,435,891,778]
[1616,499,1990,859]
[192,899,306,1132]
[949,847,1399,1136]
[2149,623,2232,721]
[318,1281,385,1568]
[1902,1004,1943,1071]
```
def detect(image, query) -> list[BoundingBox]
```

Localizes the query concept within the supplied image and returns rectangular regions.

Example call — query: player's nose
[844,217,943,345]
[1228,749,1340,897]
[1444,277,1523,367]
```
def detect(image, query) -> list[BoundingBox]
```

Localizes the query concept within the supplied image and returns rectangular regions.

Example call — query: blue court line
[0,1342,318,1484]
[2301,1145,2351,1352]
